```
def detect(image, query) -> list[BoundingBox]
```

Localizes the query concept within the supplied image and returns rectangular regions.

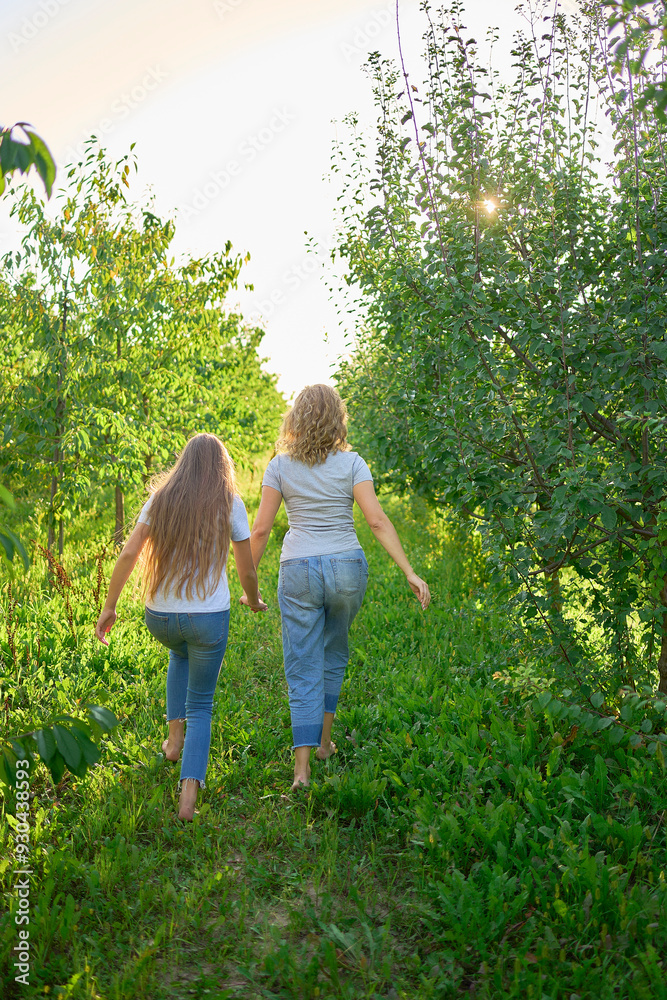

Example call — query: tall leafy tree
[334,1,667,693]
[0,128,121,788]
[602,0,667,118]
[0,119,55,567]
[0,144,284,551]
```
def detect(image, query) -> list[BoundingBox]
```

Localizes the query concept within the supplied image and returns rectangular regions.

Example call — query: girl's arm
[248,486,283,569]
[95,521,151,644]
[232,538,267,613]
[239,486,282,610]
[353,480,431,610]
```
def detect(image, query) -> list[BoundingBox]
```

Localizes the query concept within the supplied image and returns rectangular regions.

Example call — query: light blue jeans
[144,608,230,787]
[278,549,368,748]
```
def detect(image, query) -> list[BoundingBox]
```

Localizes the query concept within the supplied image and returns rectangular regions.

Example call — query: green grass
[1,494,667,999]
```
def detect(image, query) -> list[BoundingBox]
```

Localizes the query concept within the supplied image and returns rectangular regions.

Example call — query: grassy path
[1,496,667,999]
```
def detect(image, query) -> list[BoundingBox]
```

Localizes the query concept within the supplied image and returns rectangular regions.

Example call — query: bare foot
[290,760,311,791]
[162,719,185,762]
[315,741,337,761]
[161,738,182,762]
[291,745,311,792]
[290,774,310,791]
[178,778,199,821]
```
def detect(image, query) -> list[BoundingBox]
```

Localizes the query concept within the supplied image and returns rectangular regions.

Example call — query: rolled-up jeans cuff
[292,723,322,749]
[324,694,338,713]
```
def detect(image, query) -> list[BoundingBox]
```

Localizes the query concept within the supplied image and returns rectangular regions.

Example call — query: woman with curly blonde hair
[244,384,430,791]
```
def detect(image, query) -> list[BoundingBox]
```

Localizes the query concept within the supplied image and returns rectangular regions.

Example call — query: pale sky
[1,0,584,397]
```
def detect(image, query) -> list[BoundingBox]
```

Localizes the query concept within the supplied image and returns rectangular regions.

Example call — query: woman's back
[263,450,372,559]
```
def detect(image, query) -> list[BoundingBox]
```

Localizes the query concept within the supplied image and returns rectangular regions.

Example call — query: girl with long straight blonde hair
[245,384,430,791]
[95,433,266,820]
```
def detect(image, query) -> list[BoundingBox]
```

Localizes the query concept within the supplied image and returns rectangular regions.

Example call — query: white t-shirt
[138,493,250,612]
[262,450,373,561]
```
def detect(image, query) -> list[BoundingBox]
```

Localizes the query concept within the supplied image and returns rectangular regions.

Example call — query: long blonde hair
[143,433,236,602]
[276,384,348,466]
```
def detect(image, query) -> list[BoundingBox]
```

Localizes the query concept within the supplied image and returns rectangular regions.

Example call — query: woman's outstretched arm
[353,480,431,610]
[95,521,151,644]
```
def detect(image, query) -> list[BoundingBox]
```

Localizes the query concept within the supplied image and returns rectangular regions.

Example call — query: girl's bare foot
[315,741,337,761]
[161,738,183,762]
[290,770,310,791]
[291,745,311,791]
[178,778,199,821]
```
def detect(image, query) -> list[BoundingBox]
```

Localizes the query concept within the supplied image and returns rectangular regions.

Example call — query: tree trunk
[48,294,68,554]
[143,452,152,486]
[112,333,125,548]
[546,569,562,615]
[114,482,124,548]
[47,470,57,552]
[657,582,667,695]
[142,392,152,486]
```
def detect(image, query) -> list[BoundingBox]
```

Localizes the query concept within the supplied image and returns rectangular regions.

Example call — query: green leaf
[86,705,118,733]
[35,728,57,763]
[0,527,29,569]
[48,750,66,785]
[0,530,16,562]
[600,506,617,531]
[0,484,15,509]
[0,132,16,174]
[27,130,56,197]
[0,753,11,789]
[10,738,29,759]
[53,724,82,770]
[72,730,100,766]
[1,748,18,788]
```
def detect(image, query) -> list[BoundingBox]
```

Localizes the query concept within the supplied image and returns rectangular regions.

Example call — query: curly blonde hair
[277,384,349,466]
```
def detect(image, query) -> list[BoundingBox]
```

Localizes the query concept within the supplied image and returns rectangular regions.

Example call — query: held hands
[406,572,431,610]
[240,592,268,613]
[95,608,117,645]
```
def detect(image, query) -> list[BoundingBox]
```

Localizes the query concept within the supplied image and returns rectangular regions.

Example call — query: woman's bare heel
[315,741,337,761]
[178,778,199,821]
